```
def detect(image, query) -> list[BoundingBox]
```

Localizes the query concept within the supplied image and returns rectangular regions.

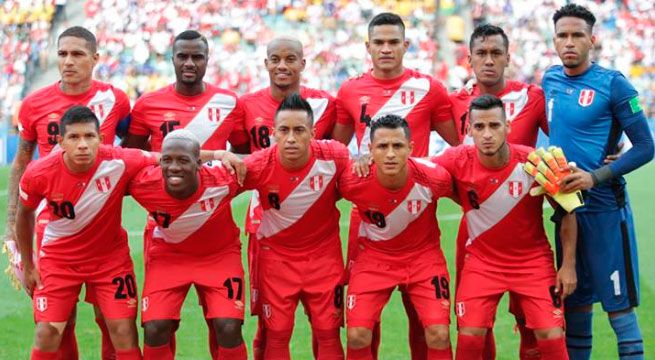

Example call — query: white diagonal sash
[184,93,236,146]
[257,159,337,239]
[465,163,534,246]
[42,160,126,245]
[358,77,430,155]
[462,87,530,144]
[87,89,116,125]
[152,186,230,244]
[358,183,433,241]
[307,97,329,128]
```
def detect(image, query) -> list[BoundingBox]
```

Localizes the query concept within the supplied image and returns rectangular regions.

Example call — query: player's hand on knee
[352,154,372,177]
[556,264,577,299]
[22,263,43,297]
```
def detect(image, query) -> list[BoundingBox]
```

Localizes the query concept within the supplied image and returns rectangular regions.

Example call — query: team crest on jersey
[578,89,595,107]
[400,90,415,105]
[508,181,523,198]
[406,200,422,214]
[207,107,221,122]
[199,197,217,212]
[456,302,465,317]
[504,101,516,118]
[90,104,105,118]
[96,176,112,193]
[36,296,47,312]
[347,295,356,310]
[309,175,324,191]
[142,297,149,311]
[263,304,272,319]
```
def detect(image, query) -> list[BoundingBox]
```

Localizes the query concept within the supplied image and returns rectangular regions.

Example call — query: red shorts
[346,250,451,330]
[455,220,525,320]
[33,257,138,323]
[258,246,344,331]
[141,250,245,322]
[455,254,563,329]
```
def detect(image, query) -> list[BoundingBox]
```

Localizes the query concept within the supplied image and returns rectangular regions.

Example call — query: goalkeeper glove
[523,147,584,213]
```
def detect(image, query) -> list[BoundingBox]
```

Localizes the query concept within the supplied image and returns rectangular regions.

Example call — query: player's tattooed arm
[201,150,247,186]
[331,123,355,146]
[15,202,40,296]
[556,212,578,299]
[4,139,36,244]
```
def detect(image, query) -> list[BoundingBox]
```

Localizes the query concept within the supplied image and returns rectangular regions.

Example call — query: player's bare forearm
[15,203,35,268]
[4,139,36,242]
[432,119,459,146]
[121,133,149,149]
[557,212,578,297]
[331,123,354,146]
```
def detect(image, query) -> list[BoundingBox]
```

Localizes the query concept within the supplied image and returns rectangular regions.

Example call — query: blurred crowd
[0,0,59,127]
[1,0,654,125]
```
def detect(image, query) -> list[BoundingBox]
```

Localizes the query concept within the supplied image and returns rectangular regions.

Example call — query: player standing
[128,130,247,360]
[226,36,338,359]
[16,106,155,360]
[332,13,458,358]
[448,24,548,359]
[340,114,454,360]
[238,93,348,359]
[433,94,575,360]
[4,26,131,360]
[544,4,654,359]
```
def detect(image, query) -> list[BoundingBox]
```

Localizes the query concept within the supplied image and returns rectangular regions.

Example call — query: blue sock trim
[609,312,644,360]
[565,311,593,360]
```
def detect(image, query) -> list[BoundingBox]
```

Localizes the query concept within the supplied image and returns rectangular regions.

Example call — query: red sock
[144,344,173,360]
[115,348,142,360]
[314,328,344,359]
[482,328,496,360]
[347,345,373,360]
[370,323,381,360]
[253,319,266,360]
[536,337,568,360]
[218,343,248,360]
[95,317,116,360]
[428,347,453,360]
[264,329,292,360]
[31,348,60,360]
[455,334,485,360]
[517,324,540,359]
[402,291,428,360]
[58,321,79,360]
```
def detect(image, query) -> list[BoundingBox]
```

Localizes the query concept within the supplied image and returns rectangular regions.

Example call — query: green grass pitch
[0,163,653,359]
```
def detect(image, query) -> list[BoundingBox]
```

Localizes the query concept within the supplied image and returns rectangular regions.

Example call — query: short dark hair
[58,26,97,53]
[553,3,596,31]
[368,12,405,38]
[60,106,100,135]
[470,24,509,52]
[275,93,314,126]
[173,30,209,53]
[370,114,410,141]
[469,94,505,122]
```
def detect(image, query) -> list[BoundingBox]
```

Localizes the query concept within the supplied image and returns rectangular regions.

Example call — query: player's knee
[533,327,564,340]
[459,326,487,337]
[568,304,592,313]
[424,325,450,349]
[106,319,138,349]
[143,320,175,346]
[34,322,65,351]
[347,327,372,349]
[213,318,244,347]
[608,307,634,318]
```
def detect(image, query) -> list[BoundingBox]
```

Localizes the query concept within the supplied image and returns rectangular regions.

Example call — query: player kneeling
[128,130,248,360]
[17,106,156,359]
[340,115,454,359]
[431,95,576,359]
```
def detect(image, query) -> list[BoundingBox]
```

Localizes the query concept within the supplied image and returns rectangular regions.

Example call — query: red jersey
[129,162,241,257]
[338,158,452,263]
[129,83,243,151]
[18,80,130,157]
[336,68,452,157]
[243,140,350,257]
[19,146,156,265]
[229,86,337,152]
[449,80,548,146]
[432,144,553,272]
